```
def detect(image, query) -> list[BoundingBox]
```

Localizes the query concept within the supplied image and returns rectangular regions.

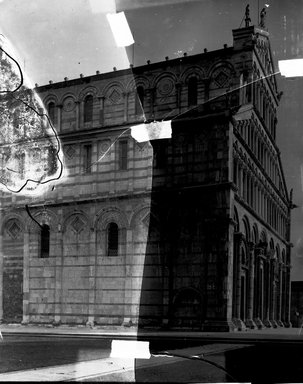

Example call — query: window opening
[48,102,55,123]
[107,222,118,256]
[84,95,93,123]
[40,224,50,258]
[119,140,128,170]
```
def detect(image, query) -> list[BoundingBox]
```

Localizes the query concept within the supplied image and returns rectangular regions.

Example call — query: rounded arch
[43,94,59,106]
[95,206,129,230]
[59,92,77,105]
[26,208,59,233]
[207,60,236,78]
[62,210,91,233]
[180,65,206,84]
[101,80,125,99]
[78,85,99,101]
[172,286,202,305]
[126,76,151,93]
[242,216,251,241]
[152,71,178,89]
[130,205,151,229]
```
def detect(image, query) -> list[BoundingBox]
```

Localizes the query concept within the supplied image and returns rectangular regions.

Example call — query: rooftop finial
[259,6,267,28]
[245,4,251,27]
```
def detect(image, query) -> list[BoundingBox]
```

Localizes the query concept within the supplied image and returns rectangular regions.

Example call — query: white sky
[0,0,131,85]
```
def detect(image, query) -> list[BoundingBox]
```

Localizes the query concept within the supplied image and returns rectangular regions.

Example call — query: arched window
[107,222,119,256]
[48,102,55,123]
[40,224,50,258]
[135,86,144,114]
[84,95,93,123]
[188,77,198,106]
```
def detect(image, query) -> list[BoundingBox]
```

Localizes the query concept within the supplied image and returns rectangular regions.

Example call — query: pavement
[0,323,303,381]
[0,340,250,382]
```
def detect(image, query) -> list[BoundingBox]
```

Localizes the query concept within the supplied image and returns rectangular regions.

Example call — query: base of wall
[269,319,278,328]
[284,321,292,328]
[245,318,257,329]
[203,319,237,332]
[263,318,273,328]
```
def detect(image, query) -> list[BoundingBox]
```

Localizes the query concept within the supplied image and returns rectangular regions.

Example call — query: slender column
[79,100,84,128]
[284,264,292,327]
[86,227,96,327]
[122,229,135,327]
[238,164,243,197]
[54,219,64,325]
[22,231,30,324]
[263,254,272,327]
[281,268,286,324]
[57,104,62,132]
[253,247,266,329]
[123,92,129,123]
[277,262,284,326]
[233,233,246,330]
[245,242,257,328]
[75,101,80,130]
[269,259,278,327]
[98,96,105,126]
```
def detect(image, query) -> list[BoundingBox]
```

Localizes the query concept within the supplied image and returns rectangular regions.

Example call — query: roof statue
[259,7,267,28]
[245,4,251,27]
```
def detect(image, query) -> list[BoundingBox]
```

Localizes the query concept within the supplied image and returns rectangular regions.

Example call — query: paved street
[2,326,303,381]
[0,336,246,382]
[0,336,112,374]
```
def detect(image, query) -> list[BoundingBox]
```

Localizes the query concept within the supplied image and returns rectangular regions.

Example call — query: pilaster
[86,227,96,327]
[75,101,80,130]
[245,241,257,329]
[57,104,62,132]
[22,231,30,324]
[98,96,105,126]
[54,221,63,325]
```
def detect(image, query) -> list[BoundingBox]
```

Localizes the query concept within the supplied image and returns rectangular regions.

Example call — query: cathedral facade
[0,23,292,331]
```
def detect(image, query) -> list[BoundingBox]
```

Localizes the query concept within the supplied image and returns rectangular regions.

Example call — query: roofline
[35,46,234,92]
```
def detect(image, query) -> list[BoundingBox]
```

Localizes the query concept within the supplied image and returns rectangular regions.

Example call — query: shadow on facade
[136,101,236,332]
